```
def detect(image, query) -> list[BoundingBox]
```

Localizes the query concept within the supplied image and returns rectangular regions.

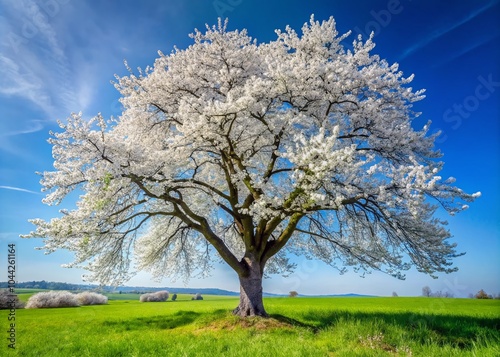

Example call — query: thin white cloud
[0,185,41,195]
[0,0,80,120]
[0,232,18,240]
[1,120,45,137]
[0,54,56,116]
[432,33,500,68]
[399,1,496,60]
[0,0,139,124]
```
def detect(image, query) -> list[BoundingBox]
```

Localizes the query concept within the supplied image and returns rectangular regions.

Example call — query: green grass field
[2,292,499,356]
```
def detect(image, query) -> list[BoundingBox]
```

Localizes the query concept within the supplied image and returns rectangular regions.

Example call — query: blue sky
[0,0,498,297]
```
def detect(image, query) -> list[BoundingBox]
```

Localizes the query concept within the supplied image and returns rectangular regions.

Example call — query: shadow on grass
[101,309,229,332]
[270,314,317,330]
[102,310,200,331]
[99,306,498,350]
[285,310,500,349]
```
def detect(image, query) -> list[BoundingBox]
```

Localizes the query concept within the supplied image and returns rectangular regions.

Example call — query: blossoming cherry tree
[24,17,479,317]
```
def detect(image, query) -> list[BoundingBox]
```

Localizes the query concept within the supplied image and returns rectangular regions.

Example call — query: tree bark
[232,255,268,317]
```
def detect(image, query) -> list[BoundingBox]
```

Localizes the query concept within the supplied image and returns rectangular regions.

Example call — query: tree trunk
[232,255,268,317]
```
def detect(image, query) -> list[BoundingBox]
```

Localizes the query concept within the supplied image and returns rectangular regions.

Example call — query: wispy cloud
[0,0,83,120]
[0,119,45,137]
[0,232,17,240]
[0,0,139,125]
[0,0,135,160]
[399,1,497,60]
[0,53,56,117]
[0,185,41,195]
[432,32,500,68]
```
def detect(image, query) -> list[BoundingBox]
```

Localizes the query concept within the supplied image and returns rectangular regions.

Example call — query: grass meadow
[2,291,499,356]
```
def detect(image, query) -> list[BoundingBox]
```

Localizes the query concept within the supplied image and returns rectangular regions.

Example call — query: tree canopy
[24,16,479,316]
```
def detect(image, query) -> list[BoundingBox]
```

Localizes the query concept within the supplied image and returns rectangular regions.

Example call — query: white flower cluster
[139,291,169,302]
[25,291,108,308]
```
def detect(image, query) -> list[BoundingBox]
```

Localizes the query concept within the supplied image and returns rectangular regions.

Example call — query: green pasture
[13,289,49,302]
[2,294,499,356]
[104,292,236,301]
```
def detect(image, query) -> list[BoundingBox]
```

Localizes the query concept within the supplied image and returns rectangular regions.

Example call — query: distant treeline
[0,280,98,291]
[0,280,241,296]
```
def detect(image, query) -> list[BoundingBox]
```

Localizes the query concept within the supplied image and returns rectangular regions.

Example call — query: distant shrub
[289,291,298,298]
[171,293,177,301]
[0,289,25,309]
[475,289,491,299]
[76,291,108,305]
[26,291,80,308]
[140,290,169,302]
[422,286,432,297]
[437,291,453,298]
[191,293,203,300]
[156,291,170,301]
[140,293,154,302]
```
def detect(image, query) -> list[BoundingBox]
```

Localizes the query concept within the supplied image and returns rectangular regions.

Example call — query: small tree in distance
[443,291,454,298]
[422,286,432,297]
[433,290,444,298]
[23,16,479,318]
[289,291,299,298]
[392,291,398,297]
[475,289,491,299]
